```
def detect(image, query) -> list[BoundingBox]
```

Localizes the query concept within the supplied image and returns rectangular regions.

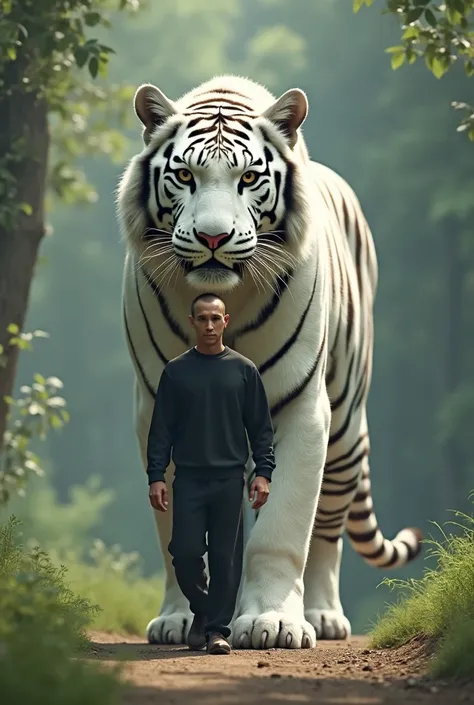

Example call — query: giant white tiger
[117,74,422,650]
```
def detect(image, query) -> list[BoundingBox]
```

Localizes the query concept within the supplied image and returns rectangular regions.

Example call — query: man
[146,293,275,655]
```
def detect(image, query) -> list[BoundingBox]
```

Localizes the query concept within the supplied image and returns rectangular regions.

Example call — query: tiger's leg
[134,382,194,645]
[303,408,369,639]
[232,387,331,649]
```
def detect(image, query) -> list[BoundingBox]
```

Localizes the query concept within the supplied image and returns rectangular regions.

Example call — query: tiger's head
[117,76,313,292]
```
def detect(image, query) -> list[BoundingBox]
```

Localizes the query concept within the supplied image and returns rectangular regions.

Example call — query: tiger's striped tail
[346,466,423,569]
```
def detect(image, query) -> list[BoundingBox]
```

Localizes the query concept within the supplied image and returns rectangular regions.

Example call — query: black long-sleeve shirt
[146,346,275,484]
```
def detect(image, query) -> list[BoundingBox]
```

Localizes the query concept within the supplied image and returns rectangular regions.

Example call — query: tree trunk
[0,54,49,450]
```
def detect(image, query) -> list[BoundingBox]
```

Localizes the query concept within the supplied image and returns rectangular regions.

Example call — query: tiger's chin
[185,261,243,292]
[186,269,241,292]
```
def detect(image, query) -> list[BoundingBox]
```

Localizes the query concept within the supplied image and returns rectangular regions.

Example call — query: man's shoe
[206,632,231,655]
[187,614,207,650]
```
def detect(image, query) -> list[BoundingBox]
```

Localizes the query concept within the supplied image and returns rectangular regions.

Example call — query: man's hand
[249,476,270,510]
[149,481,168,512]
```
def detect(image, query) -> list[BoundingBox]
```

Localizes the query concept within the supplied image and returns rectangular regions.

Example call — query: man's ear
[134,83,177,145]
[261,88,308,149]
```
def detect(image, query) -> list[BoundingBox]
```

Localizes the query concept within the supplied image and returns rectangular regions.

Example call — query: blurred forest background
[2,0,473,635]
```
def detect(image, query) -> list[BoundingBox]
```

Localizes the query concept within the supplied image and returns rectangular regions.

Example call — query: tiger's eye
[241,171,257,184]
[178,169,193,182]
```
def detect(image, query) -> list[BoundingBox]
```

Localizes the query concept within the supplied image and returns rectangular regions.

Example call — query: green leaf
[402,26,419,40]
[50,415,63,430]
[73,47,89,68]
[84,12,102,26]
[391,50,406,70]
[406,7,424,23]
[431,56,448,79]
[446,7,463,24]
[425,9,437,27]
[98,45,116,55]
[98,60,109,79]
[11,337,30,349]
[20,203,32,215]
[353,0,374,10]
[7,323,19,334]
[407,47,417,64]
[88,56,99,79]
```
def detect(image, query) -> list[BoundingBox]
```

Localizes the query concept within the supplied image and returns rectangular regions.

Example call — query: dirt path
[88,631,473,704]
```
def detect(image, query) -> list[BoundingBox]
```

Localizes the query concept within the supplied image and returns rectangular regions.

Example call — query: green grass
[434,617,474,679]
[0,516,122,704]
[369,501,474,678]
[65,558,164,635]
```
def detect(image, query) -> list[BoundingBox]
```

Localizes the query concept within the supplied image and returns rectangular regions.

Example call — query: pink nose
[197,232,229,250]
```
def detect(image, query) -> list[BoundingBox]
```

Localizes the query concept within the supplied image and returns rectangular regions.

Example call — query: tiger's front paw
[305,608,351,640]
[232,611,316,649]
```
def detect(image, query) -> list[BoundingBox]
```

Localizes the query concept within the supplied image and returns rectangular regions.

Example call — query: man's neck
[194,341,226,356]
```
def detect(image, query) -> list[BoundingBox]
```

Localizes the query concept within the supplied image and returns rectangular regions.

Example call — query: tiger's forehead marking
[184,88,257,112]
[174,94,264,168]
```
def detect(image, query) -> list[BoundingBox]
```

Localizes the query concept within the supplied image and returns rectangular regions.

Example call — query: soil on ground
[87,631,474,704]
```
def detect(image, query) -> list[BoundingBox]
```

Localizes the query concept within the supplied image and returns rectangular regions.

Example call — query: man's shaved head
[190,292,225,318]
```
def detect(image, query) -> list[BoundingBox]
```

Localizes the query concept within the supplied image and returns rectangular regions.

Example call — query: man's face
[189,299,229,346]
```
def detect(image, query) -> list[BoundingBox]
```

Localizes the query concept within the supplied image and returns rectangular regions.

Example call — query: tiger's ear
[134,83,177,145]
[262,88,308,149]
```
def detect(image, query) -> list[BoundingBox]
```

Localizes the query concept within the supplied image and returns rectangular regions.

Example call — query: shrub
[370,498,474,678]
[0,516,122,704]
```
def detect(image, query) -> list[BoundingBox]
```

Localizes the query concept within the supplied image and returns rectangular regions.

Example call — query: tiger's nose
[196,232,230,250]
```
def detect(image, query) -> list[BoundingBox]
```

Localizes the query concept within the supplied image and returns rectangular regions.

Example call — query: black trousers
[168,475,244,639]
